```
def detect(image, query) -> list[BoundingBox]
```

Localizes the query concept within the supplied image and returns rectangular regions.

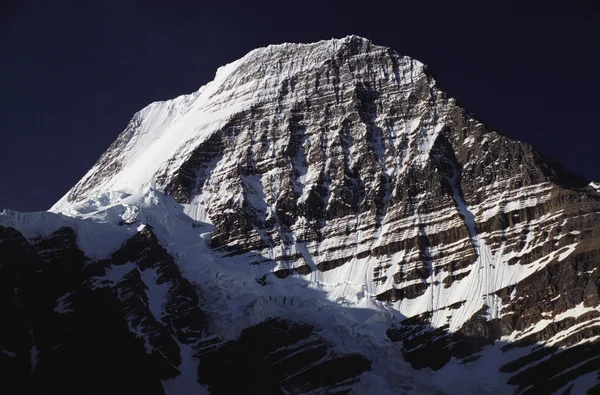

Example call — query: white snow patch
[91,262,137,289]
[554,370,600,394]
[558,243,579,261]
[507,302,600,343]
[0,208,135,260]
[1,349,17,358]
[140,267,169,325]
[29,324,39,373]
[54,292,73,314]
[161,341,210,395]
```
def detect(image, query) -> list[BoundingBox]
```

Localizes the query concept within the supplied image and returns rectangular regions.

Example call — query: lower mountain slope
[0,218,378,394]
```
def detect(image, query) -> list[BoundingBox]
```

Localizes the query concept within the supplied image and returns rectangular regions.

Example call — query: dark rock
[197,317,370,394]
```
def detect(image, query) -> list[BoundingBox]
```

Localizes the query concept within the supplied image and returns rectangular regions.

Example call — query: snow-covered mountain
[2,36,600,394]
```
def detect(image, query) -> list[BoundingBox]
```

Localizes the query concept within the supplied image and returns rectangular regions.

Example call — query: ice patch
[1,349,17,358]
[554,370,600,394]
[91,262,137,290]
[140,267,169,325]
[54,292,73,314]
[29,324,39,373]
[558,243,579,262]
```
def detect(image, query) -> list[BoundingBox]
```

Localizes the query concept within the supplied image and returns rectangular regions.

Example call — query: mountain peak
[51,36,427,213]
[242,34,375,60]
[3,37,600,394]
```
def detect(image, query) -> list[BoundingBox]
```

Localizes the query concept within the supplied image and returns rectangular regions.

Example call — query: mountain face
[2,36,600,394]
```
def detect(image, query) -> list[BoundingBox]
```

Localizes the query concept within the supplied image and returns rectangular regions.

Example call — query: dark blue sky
[1,0,599,212]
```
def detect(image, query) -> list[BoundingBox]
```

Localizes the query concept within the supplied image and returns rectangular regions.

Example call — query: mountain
[2,35,600,394]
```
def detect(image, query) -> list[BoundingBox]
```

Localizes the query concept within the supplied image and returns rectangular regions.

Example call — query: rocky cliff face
[0,224,204,394]
[2,36,600,394]
[0,221,374,394]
